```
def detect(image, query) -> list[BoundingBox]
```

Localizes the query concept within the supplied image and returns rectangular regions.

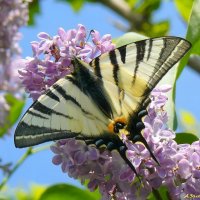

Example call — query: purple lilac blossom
[18,24,115,100]
[0,0,29,91]
[0,0,29,130]
[51,85,200,200]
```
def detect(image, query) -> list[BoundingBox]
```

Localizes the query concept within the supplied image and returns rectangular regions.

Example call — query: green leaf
[39,184,100,200]
[158,67,177,130]
[58,0,85,12]
[142,21,169,37]
[176,0,200,78]
[15,188,29,200]
[28,0,41,26]
[14,184,46,200]
[147,186,169,200]
[115,32,147,48]
[136,0,161,16]
[174,1,199,130]
[175,132,199,144]
[68,0,84,11]
[0,94,25,137]
[5,94,25,124]
[132,0,169,37]
[125,0,137,8]
[174,0,194,22]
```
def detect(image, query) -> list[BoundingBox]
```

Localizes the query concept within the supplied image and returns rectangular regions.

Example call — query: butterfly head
[108,117,130,139]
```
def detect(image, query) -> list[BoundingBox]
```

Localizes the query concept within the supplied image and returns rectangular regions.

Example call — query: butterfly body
[15,36,191,173]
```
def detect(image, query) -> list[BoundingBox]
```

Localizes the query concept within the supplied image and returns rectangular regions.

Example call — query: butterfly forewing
[14,74,110,147]
[90,37,191,99]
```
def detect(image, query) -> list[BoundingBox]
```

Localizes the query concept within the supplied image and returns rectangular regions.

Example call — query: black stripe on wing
[33,101,71,118]
[147,38,153,60]
[15,121,80,148]
[147,37,191,92]
[109,50,124,115]
[133,40,146,84]
[27,110,48,119]
[153,37,179,74]
[118,45,127,64]
[109,50,120,86]
[71,58,114,119]
[52,83,91,115]
[92,57,102,78]
[46,89,60,102]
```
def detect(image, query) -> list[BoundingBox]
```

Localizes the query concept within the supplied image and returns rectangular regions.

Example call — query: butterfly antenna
[86,30,95,42]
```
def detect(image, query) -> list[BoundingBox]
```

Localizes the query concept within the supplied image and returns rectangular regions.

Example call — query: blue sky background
[1,0,200,191]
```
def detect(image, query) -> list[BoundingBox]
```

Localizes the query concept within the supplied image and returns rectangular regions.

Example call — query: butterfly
[14,36,191,174]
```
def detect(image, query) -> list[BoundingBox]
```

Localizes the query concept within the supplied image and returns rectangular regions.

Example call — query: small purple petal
[178,159,191,179]
[87,147,99,160]
[119,168,133,181]
[58,27,67,41]
[37,32,51,39]
[160,130,175,139]
[52,155,63,165]
[151,84,172,94]
[91,30,100,44]
[30,41,40,56]
[88,179,98,191]
[101,34,112,42]
[74,151,87,165]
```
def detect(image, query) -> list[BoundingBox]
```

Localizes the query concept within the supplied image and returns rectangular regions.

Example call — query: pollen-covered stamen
[77,41,85,48]
[196,166,200,170]
[173,166,179,173]
[108,116,127,134]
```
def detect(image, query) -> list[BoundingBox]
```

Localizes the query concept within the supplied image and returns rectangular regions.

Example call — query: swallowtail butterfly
[14,37,191,174]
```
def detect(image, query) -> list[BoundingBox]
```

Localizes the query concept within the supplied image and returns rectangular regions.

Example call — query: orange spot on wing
[108,122,114,133]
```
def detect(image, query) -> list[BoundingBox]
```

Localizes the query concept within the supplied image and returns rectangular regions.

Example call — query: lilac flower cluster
[51,85,200,200]
[0,0,29,91]
[0,0,29,127]
[18,24,115,100]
